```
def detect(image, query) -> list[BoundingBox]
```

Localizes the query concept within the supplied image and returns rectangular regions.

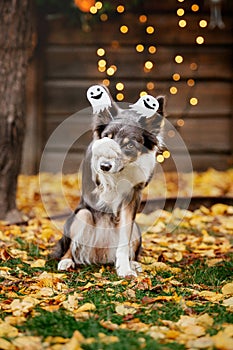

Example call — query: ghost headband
[87,85,112,114]
[129,95,159,118]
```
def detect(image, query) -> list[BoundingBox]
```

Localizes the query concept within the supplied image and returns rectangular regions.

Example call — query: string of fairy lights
[76,0,209,164]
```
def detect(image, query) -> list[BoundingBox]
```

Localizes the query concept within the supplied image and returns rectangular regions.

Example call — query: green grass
[179,257,233,289]
[18,309,185,350]
[1,226,232,349]
[192,302,233,326]
[15,237,42,258]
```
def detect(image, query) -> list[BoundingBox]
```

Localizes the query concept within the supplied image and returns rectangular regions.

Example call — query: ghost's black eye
[90,92,94,95]
[147,98,150,102]
[153,104,156,107]
[97,88,100,91]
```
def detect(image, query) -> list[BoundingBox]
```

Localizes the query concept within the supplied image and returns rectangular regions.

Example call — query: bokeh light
[116,93,124,101]
[146,26,154,34]
[95,2,102,10]
[97,48,105,56]
[117,5,124,13]
[147,82,155,90]
[144,61,154,69]
[139,15,147,23]
[187,79,195,87]
[120,25,129,34]
[100,13,108,21]
[199,19,208,28]
[116,82,124,91]
[140,91,147,97]
[157,155,164,163]
[191,4,199,12]
[148,46,156,54]
[177,119,185,127]
[163,150,170,159]
[177,8,185,16]
[190,97,198,105]
[102,79,110,86]
[190,62,198,71]
[179,19,187,28]
[196,36,204,44]
[136,44,144,52]
[175,55,183,63]
[173,73,180,81]
[170,86,178,94]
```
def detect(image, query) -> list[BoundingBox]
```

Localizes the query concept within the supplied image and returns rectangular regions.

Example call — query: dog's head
[87,84,165,175]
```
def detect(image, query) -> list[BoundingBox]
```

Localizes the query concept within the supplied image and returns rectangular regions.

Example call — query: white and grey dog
[53,85,165,278]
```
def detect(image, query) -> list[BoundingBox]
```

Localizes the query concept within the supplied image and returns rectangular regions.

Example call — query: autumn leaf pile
[16,168,233,217]
[0,170,233,350]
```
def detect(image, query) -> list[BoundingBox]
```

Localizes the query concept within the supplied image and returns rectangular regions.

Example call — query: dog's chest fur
[93,148,156,214]
[70,209,139,265]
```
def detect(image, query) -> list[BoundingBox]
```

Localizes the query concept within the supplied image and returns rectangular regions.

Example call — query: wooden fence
[22,0,233,174]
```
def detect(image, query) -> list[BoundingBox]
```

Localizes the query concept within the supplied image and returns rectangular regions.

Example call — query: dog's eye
[126,142,134,149]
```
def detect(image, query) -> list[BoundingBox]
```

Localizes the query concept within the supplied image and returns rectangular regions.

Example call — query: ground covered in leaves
[0,170,233,349]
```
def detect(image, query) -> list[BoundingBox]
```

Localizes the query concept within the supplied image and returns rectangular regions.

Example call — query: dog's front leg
[115,207,137,278]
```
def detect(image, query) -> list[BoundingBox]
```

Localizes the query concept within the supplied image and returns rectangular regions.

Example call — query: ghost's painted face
[142,96,159,111]
[129,95,159,118]
[89,86,104,100]
[87,85,112,113]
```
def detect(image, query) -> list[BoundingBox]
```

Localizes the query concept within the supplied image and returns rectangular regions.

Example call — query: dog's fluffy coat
[53,86,165,277]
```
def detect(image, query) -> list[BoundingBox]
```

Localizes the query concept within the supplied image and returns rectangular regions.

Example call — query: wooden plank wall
[25,0,233,173]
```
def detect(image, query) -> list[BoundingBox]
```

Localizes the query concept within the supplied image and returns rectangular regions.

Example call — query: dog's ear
[137,95,166,134]
[156,96,166,117]
[139,114,164,137]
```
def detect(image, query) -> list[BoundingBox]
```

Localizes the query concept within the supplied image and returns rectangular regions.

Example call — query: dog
[53,85,165,277]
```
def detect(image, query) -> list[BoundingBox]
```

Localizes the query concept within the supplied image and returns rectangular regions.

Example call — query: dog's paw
[130,261,142,273]
[58,258,75,271]
[116,267,137,279]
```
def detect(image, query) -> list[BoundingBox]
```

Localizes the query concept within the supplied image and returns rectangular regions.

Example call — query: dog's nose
[100,162,112,172]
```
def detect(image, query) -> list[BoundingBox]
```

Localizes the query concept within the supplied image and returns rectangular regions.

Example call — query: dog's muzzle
[92,137,124,174]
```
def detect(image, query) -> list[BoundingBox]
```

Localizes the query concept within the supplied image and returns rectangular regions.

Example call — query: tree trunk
[0,0,35,222]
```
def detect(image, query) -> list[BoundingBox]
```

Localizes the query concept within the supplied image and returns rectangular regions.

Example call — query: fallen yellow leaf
[197,313,214,328]
[223,325,233,337]
[62,293,80,312]
[76,303,96,313]
[100,320,119,331]
[212,331,233,350]
[198,290,224,302]
[38,287,54,297]
[9,297,40,317]
[29,259,46,268]
[62,330,85,350]
[187,336,214,349]
[115,303,137,316]
[0,338,12,350]
[222,283,233,296]
[223,297,233,306]
[211,203,229,215]
[44,336,68,344]
[4,316,26,326]
[13,336,42,350]
[0,322,18,338]
[98,332,119,344]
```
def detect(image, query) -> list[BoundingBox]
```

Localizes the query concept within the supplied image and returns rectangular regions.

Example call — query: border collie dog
[54,85,165,278]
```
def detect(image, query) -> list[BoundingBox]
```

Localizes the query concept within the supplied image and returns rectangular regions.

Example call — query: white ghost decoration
[87,85,112,113]
[129,95,159,118]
